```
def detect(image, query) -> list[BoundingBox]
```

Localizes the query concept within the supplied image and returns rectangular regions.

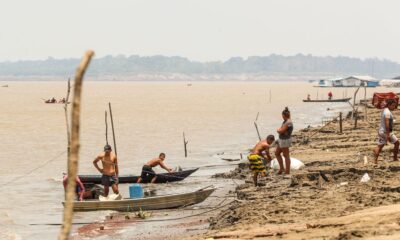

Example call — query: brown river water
[0,80,393,239]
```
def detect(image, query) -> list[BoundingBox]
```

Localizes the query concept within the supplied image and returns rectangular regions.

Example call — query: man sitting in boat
[137,153,173,183]
[59,97,66,103]
[248,135,275,187]
[62,174,86,201]
[93,144,119,197]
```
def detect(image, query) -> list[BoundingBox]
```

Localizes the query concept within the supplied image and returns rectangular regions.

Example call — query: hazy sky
[1,0,399,62]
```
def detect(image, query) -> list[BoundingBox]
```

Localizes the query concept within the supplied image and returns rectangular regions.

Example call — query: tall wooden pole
[105,111,109,145]
[58,50,94,240]
[254,122,262,141]
[108,102,117,156]
[63,79,71,160]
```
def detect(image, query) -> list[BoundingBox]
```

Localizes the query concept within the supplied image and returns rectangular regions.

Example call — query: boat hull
[64,188,215,212]
[303,98,351,103]
[79,168,199,184]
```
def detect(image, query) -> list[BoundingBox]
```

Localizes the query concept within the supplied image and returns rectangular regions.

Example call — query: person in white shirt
[373,99,399,165]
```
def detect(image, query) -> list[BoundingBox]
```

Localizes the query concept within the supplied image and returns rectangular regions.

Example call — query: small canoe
[79,168,198,184]
[303,98,351,103]
[64,187,215,212]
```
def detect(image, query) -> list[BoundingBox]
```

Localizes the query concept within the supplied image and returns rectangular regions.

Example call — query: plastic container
[129,184,144,199]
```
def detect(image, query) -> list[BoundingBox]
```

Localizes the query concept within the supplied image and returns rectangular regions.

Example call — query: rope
[0,150,67,187]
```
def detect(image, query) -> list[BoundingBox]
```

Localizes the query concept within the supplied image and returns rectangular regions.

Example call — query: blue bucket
[129,184,144,199]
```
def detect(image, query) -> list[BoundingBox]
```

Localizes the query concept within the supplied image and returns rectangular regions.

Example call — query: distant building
[343,75,379,87]
[313,75,379,87]
[313,77,343,87]
[380,76,400,87]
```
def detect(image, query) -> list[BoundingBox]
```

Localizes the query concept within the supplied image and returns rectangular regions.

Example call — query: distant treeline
[1,54,399,78]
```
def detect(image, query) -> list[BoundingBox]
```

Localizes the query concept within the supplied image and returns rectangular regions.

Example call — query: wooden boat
[64,187,215,212]
[303,98,351,103]
[79,168,199,184]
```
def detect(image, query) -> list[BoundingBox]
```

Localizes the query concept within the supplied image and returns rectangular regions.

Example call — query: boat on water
[79,168,198,184]
[64,187,215,212]
[303,97,351,103]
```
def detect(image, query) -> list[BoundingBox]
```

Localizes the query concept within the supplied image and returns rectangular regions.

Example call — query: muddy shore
[190,105,400,239]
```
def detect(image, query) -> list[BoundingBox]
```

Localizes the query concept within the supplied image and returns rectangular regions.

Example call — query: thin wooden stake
[255,112,260,122]
[58,50,94,240]
[254,122,262,141]
[352,85,361,119]
[254,112,261,141]
[105,111,109,145]
[63,79,71,160]
[364,85,367,121]
[269,89,272,103]
[339,112,343,133]
[183,132,188,157]
[354,108,358,129]
[108,102,117,157]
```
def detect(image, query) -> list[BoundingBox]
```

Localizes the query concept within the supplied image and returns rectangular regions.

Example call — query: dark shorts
[101,174,118,186]
[140,165,156,183]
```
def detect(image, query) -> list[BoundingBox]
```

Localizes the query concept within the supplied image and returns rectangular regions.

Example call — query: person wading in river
[248,135,275,186]
[137,153,173,183]
[373,99,399,165]
[93,144,119,197]
[275,107,294,175]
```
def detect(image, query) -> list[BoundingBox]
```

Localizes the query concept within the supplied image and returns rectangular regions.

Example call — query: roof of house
[345,75,378,82]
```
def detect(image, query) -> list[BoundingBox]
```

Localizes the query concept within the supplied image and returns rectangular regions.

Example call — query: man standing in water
[93,144,119,197]
[374,99,399,165]
[248,135,275,186]
[137,153,173,183]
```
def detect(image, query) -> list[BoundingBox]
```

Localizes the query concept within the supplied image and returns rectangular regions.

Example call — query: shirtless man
[137,153,173,183]
[247,135,275,186]
[93,144,119,197]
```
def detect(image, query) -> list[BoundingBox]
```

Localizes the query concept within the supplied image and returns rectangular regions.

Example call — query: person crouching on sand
[275,107,294,175]
[248,135,275,186]
[373,99,399,165]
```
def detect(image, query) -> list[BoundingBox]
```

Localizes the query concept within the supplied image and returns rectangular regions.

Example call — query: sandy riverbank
[190,105,400,239]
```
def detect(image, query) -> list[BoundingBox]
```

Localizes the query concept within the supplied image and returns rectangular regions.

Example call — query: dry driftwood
[58,50,94,240]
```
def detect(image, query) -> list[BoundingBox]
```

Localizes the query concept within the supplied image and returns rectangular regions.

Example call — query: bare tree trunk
[58,50,94,240]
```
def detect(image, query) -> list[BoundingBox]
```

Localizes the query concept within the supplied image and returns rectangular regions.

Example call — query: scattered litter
[337,182,348,187]
[363,156,368,166]
[360,173,370,183]
[270,158,305,170]
[99,193,122,201]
